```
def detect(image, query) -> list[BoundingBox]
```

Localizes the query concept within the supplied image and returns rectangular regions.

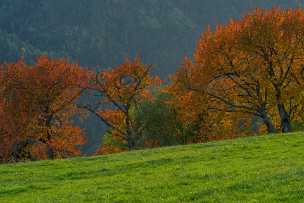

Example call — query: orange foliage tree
[166,58,251,143]
[0,99,12,161]
[83,58,160,153]
[173,8,304,134]
[0,57,88,162]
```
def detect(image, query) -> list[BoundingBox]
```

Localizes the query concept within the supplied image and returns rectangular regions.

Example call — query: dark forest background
[0,0,301,153]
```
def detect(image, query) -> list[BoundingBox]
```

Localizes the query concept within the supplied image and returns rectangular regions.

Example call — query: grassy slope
[1,133,304,203]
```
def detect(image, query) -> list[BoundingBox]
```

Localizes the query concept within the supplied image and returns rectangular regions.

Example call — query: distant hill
[0,0,301,76]
[1,133,304,202]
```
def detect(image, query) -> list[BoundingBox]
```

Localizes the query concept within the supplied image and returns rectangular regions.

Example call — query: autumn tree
[0,57,88,162]
[82,58,160,152]
[166,58,251,143]
[0,99,13,162]
[182,8,304,134]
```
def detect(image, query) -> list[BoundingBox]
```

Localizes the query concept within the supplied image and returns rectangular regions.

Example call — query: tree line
[1,8,304,162]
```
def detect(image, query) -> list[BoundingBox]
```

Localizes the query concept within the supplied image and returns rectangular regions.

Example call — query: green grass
[1,133,304,202]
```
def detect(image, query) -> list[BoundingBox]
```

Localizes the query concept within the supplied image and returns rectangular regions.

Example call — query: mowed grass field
[1,133,304,202]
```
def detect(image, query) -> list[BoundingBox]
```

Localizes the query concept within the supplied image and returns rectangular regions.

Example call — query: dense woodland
[1,2,304,163]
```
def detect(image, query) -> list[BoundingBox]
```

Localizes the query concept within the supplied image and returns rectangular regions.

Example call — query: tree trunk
[127,137,136,151]
[46,144,55,159]
[277,103,292,133]
[126,129,136,150]
[125,111,137,150]
[274,87,292,133]
[258,107,276,133]
[261,115,276,133]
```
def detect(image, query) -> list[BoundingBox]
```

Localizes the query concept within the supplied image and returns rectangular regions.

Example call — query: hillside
[1,133,304,202]
[0,0,301,76]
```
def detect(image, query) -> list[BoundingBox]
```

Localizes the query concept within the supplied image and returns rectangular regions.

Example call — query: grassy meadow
[1,133,304,202]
